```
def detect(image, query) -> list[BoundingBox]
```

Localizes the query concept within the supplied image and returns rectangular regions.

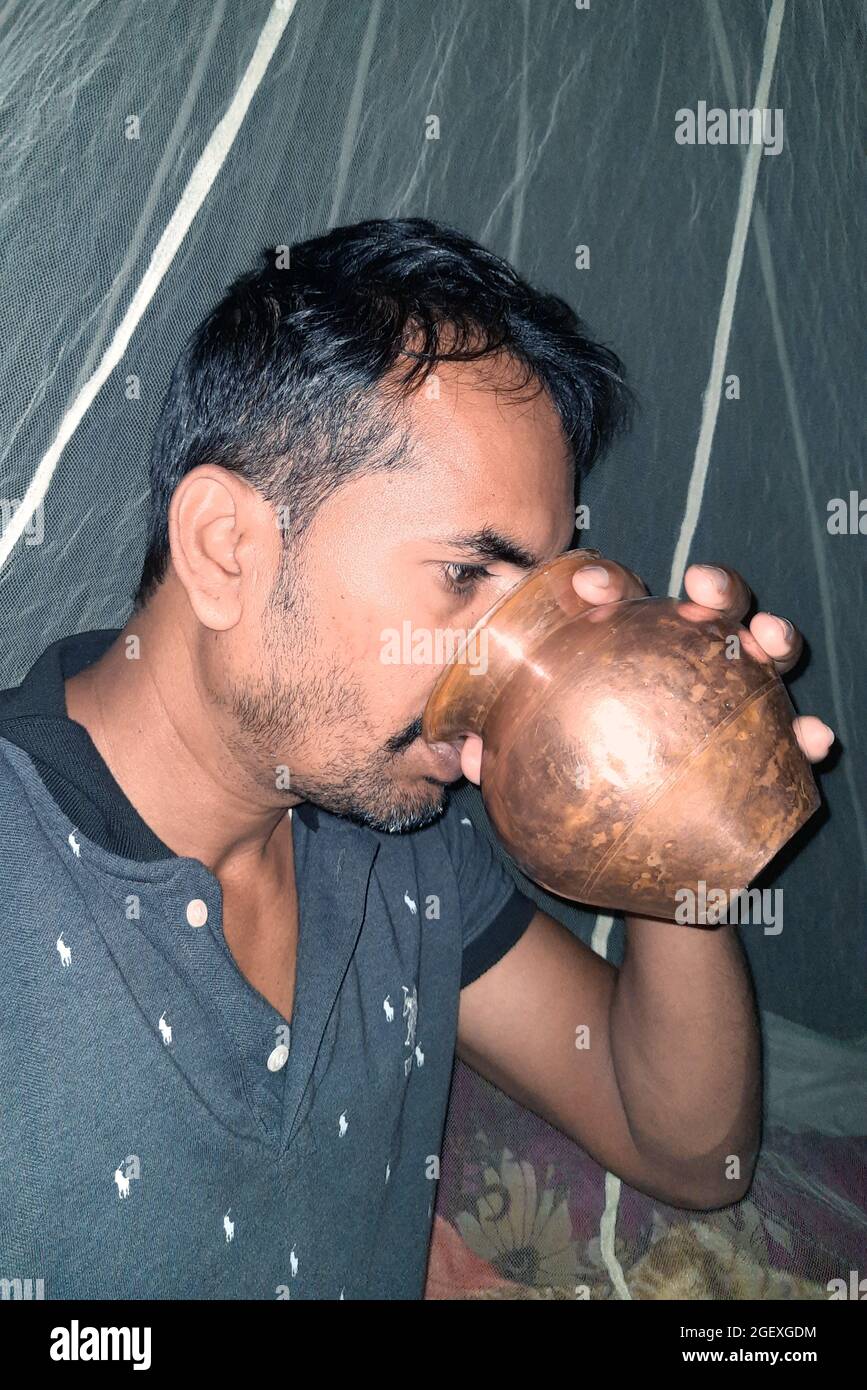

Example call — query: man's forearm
[608,914,762,1205]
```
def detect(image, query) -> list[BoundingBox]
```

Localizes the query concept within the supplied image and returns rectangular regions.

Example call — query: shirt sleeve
[436,791,538,989]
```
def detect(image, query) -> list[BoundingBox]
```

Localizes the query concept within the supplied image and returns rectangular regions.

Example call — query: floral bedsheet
[425,1049,867,1300]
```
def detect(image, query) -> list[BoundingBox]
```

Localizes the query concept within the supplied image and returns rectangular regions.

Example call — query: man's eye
[441,562,492,597]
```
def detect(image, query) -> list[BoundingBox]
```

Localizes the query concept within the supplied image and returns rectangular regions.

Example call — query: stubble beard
[221,557,449,834]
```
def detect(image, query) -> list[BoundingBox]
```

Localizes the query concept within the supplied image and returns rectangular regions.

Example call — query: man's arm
[455,908,761,1210]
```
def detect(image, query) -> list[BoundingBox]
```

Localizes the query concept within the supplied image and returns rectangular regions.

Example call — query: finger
[572,558,647,605]
[749,611,804,675]
[460,733,483,785]
[792,715,834,763]
[683,563,751,621]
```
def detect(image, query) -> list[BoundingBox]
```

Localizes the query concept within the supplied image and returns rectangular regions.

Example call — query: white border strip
[667,0,787,597]
[0,0,298,571]
[600,1171,631,1299]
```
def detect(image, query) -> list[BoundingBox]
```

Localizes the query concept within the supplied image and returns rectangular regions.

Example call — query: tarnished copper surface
[422,549,820,921]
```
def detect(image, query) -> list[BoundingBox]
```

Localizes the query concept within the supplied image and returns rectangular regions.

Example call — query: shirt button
[267,1044,290,1072]
[185,898,209,928]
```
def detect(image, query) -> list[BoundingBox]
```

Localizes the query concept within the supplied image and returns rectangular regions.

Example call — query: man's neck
[64,607,296,885]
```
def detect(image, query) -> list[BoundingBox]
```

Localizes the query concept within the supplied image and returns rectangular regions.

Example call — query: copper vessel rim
[424,545,599,718]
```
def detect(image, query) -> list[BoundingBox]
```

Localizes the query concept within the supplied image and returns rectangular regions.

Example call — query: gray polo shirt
[0,631,536,1299]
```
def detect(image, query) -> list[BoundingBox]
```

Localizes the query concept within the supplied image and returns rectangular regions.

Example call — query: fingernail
[580,566,610,586]
[770,615,794,640]
[700,565,728,591]
[820,722,835,744]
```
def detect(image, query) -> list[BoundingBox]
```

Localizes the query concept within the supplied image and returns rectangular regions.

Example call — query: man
[0,218,832,1299]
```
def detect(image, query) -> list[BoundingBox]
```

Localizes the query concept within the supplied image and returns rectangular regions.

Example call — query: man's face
[215,356,576,832]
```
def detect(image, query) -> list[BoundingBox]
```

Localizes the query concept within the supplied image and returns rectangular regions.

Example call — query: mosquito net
[0,0,863,1300]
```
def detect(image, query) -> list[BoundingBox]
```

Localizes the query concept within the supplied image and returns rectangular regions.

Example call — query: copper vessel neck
[422,547,603,744]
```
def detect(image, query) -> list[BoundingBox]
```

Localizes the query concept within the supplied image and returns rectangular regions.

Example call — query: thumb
[460,733,484,784]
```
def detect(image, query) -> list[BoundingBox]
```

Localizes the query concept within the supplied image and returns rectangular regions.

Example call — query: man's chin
[341,780,451,835]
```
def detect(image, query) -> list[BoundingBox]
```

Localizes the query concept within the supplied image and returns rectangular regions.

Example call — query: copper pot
[422,548,820,920]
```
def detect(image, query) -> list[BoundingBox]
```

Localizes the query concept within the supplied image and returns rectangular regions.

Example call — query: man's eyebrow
[442,526,570,571]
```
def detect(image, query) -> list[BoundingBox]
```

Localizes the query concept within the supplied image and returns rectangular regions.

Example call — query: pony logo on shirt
[275,1251,299,1300]
[113,1155,140,1199]
[158,1013,172,1045]
[223,1210,234,1243]
[67,832,81,857]
[56,933,72,967]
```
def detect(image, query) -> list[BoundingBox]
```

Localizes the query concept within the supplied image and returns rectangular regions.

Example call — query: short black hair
[134,216,632,608]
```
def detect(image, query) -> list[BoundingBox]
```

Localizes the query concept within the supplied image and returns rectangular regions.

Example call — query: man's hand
[458,555,834,783]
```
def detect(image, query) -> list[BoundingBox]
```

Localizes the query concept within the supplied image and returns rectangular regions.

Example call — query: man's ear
[167,465,271,631]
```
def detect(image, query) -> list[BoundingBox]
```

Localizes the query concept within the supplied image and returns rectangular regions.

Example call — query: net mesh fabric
[0,0,863,1299]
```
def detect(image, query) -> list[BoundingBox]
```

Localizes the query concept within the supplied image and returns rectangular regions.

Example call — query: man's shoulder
[0,734,35,798]
[0,736,62,849]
